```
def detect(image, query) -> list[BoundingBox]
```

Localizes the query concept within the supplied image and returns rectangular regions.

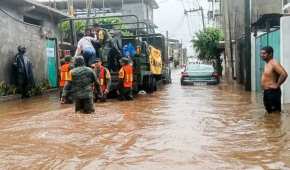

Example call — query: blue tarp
[122,43,136,58]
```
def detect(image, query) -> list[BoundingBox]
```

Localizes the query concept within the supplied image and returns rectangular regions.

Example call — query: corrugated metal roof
[41,0,159,9]
[0,0,70,20]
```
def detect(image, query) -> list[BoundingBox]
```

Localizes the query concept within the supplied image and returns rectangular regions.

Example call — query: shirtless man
[261,46,288,113]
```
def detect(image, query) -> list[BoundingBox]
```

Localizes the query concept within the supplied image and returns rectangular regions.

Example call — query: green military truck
[58,15,171,94]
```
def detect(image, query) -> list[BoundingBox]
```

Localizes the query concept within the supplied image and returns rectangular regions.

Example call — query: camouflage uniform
[62,65,97,114]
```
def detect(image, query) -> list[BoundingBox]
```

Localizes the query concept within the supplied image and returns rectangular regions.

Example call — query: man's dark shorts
[75,98,95,114]
[263,88,281,113]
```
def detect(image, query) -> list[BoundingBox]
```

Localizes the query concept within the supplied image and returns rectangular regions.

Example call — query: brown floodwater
[0,70,290,170]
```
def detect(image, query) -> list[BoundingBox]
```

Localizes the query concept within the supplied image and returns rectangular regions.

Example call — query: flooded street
[0,69,290,170]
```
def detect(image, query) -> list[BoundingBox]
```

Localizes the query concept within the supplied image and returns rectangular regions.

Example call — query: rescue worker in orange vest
[59,56,73,104]
[93,58,111,102]
[118,57,134,101]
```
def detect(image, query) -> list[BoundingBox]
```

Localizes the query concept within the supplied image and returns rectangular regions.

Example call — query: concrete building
[0,0,69,87]
[168,39,184,67]
[232,0,290,104]
[283,0,290,13]
[251,0,283,23]
[221,0,283,89]
[41,0,158,32]
[207,0,222,29]
[221,0,244,83]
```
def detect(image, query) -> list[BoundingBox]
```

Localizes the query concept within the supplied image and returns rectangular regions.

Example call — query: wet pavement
[0,70,290,170]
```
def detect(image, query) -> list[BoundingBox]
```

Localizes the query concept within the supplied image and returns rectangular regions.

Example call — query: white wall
[251,33,256,92]
[281,16,290,103]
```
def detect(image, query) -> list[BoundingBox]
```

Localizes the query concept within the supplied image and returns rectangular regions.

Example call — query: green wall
[255,30,280,92]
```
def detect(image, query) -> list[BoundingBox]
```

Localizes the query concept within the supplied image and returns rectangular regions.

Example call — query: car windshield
[186,64,214,72]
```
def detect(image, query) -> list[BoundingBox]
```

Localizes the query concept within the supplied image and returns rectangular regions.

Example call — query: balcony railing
[283,2,290,13]
[284,0,290,5]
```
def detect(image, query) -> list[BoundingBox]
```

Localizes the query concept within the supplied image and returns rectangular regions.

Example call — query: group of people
[58,26,134,114]
[74,24,124,71]
[59,55,133,114]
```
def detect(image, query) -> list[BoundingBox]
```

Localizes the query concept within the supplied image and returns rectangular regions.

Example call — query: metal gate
[255,29,280,92]
[46,39,58,88]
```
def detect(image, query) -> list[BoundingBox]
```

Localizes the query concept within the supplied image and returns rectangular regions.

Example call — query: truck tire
[181,80,186,86]
[143,75,154,94]
[142,76,149,93]
[148,76,154,94]
[152,77,157,91]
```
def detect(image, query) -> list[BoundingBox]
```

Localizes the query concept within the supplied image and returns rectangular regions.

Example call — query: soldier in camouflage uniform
[62,56,97,114]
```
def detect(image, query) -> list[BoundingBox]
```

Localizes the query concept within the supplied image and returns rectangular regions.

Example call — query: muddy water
[0,70,290,170]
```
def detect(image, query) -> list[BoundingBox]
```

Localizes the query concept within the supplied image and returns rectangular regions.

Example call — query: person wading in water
[261,46,288,114]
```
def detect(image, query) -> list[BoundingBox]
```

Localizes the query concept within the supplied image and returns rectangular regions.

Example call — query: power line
[171,15,186,33]
[184,7,205,30]
[180,0,194,37]
[196,0,201,7]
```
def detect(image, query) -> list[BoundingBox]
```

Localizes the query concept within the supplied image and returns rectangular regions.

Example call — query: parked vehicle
[180,64,220,85]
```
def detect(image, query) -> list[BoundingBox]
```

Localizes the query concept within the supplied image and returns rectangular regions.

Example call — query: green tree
[58,17,133,42]
[192,27,224,75]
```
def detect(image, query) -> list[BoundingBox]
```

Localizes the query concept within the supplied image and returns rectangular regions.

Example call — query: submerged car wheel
[143,75,155,93]
[181,80,186,86]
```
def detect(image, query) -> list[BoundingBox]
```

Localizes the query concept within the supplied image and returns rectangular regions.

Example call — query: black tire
[152,77,157,91]
[181,80,185,86]
[143,75,155,94]
[148,76,154,93]
[143,76,150,93]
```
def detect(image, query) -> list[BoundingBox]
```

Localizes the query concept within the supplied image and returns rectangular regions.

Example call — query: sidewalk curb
[0,88,59,103]
[0,95,21,103]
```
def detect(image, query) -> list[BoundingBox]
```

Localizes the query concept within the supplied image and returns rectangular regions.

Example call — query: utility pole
[225,0,235,80]
[86,0,92,28]
[184,7,205,30]
[67,0,74,17]
[102,0,105,15]
[212,0,214,14]
[244,0,251,91]
[166,31,170,64]
[67,0,77,46]
[201,7,205,30]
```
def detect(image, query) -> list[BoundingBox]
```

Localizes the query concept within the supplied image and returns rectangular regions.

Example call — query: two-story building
[207,0,222,29]
[221,0,283,91]
[283,0,290,13]
[41,0,159,33]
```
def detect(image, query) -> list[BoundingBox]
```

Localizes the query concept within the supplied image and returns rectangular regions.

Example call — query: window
[23,16,42,26]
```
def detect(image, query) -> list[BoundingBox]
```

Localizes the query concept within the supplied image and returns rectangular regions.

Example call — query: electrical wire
[171,15,186,34]
[180,0,193,37]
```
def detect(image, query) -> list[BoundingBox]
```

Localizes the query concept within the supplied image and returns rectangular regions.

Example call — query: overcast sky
[155,0,209,56]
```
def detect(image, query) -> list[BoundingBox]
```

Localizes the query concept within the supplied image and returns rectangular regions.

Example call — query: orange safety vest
[98,65,107,92]
[119,64,133,88]
[59,63,72,87]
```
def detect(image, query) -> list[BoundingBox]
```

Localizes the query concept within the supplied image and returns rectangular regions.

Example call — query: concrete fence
[281,16,290,104]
